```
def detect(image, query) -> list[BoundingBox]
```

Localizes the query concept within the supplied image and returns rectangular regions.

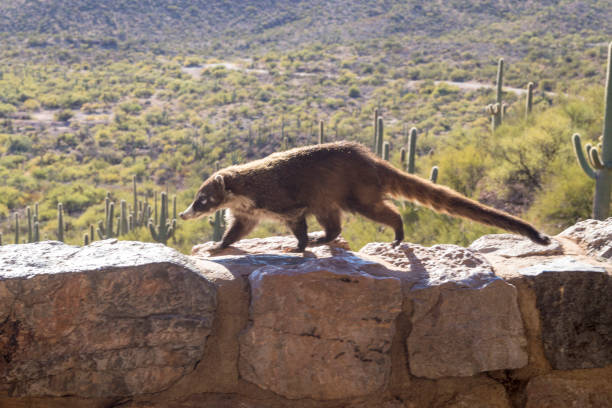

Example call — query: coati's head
[179,174,226,220]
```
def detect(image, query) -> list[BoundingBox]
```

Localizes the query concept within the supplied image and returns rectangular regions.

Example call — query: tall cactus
[383,141,390,161]
[119,200,128,235]
[407,127,417,174]
[209,209,226,241]
[57,203,64,242]
[572,42,612,219]
[376,117,384,157]
[373,108,379,152]
[148,192,175,245]
[486,58,504,131]
[97,194,118,239]
[132,175,139,228]
[27,206,33,243]
[14,213,19,244]
[318,120,324,144]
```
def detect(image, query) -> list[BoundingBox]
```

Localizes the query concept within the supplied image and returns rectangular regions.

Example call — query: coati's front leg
[286,216,309,252]
[215,214,258,250]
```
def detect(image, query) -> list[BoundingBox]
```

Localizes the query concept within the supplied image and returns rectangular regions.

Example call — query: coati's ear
[214,174,225,190]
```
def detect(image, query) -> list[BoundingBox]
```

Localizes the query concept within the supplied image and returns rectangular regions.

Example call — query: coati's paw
[283,247,306,253]
[207,243,226,254]
[391,239,402,247]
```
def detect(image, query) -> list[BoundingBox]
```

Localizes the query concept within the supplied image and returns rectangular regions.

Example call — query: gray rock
[519,257,612,369]
[360,242,528,379]
[559,217,612,260]
[0,240,216,398]
[238,254,402,400]
[469,234,563,258]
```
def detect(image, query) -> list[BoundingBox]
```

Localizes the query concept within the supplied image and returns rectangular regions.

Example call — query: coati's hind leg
[310,209,342,245]
[286,216,309,252]
[354,200,404,246]
[218,215,258,249]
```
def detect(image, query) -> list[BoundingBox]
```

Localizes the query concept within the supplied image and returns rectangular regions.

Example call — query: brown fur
[180,141,550,251]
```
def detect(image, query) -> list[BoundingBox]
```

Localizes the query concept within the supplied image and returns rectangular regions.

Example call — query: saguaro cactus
[148,192,176,245]
[97,194,117,239]
[407,127,417,174]
[209,209,226,241]
[572,42,612,219]
[486,58,504,131]
[318,120,324,144]
[57,203,64,242]
[14,213,19,244]
[373,108,379,152]
[383,142,390,161]
[376,117,384,157]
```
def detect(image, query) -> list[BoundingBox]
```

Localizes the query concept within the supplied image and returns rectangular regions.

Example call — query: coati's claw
[391,239,402,247]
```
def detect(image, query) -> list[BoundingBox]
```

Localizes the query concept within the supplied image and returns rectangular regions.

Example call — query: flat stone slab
[558,217,612,260]
[239,254,402,400]
[518,257,612,370]
[469,234,563,258]
[0,240,217,398]
[360,243,528,379]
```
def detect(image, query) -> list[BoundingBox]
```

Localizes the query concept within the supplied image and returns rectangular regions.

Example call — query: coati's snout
[180,174,226,220]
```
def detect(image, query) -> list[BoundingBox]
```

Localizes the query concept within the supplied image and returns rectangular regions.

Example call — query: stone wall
[1,218,611,408]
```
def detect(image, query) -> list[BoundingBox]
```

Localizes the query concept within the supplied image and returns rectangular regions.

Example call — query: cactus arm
[572,133,597,179]
[97,220,105,240]
[148,219,159,241]
[590,148,605,169]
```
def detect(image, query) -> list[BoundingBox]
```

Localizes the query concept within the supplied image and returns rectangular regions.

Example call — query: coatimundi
[180,141,550,252]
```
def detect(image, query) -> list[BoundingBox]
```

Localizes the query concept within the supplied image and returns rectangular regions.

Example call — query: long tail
[380,163,551,245]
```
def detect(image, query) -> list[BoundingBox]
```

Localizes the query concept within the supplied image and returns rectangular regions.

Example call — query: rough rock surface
[360,242,528,379]
[469,234,563,258]
[558,217,612,259]
[519,257,612,370]
[0,240,216,398]
[192,231,350,257]
[238,253,402,400]
[525,366,612,408]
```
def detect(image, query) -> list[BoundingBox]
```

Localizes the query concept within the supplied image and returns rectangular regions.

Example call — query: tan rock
[525,366,612,408]
[0,240,216,398]
[238,254,403,400]
[191,231,350,257]
[558,217,612,260]
[360,242,528,379]
[469,234,563,258]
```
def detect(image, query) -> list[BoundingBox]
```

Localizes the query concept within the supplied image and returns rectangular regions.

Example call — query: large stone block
[0,240,216,398]
[519,257,612,370]
[238,254,402,400]
[559,217,612,259]
[525,367,612,408]
[360,243,528,379]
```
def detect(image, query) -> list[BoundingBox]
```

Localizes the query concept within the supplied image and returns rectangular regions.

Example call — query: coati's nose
[179,212,187,220]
